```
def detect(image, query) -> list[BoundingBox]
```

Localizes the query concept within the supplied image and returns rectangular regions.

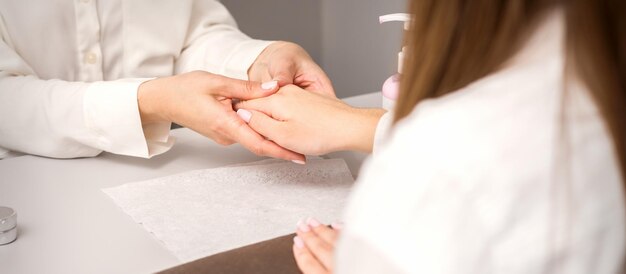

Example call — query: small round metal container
[0,206,17,245]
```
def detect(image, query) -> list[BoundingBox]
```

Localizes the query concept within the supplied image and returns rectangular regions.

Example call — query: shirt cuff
[143,122,176,157]
[83,78,174,158]
[373,112,393,155]
[220,40,274,80]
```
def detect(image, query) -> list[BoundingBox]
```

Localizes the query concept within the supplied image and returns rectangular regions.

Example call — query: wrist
[339,108,386,153]
[137,78,170,124]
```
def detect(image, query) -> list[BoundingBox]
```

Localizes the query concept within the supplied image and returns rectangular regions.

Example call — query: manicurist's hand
[235,85,385,155]
[292,218,342,274]
[249,42,336,97]
[137,71,305,163]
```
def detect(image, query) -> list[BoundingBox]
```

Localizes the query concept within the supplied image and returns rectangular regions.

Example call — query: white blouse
[0,0,271,159]
[337,11,625,274]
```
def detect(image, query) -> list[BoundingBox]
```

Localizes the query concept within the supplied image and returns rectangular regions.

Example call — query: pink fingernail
[261,80,278,90]
[236,109,251,123]
[293,236,304,249]
[292,160,306,165]
[331,222,344,230]
[297,219,311,232]
[307,217,321,227]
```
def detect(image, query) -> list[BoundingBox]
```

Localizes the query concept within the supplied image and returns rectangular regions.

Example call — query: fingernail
[297,219,311,232]
[261,80,278,90]
[331,222,344,230]
[292,160,306,165]
[293,236,304,249]
[236,109,251,123]
[307,217,321,228]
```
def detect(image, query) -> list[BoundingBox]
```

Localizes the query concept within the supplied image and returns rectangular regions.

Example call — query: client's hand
[235,85,385,155]
[249,42,335,97]
[292,218,342,274]
[137,71,305,163]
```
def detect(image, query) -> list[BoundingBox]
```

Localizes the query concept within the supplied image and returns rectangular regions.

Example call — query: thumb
[215,77,279,100]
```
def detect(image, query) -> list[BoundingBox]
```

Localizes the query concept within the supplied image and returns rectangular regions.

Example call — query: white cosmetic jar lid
[0,206,17,245]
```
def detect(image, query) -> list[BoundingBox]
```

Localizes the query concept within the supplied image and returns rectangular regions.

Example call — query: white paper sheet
[103,158,354,262]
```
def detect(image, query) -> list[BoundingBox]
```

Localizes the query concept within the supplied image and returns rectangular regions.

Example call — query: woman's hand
[293,218,342,274]
[249,42,335,97]
[137,71,305,163]
[235,85,385,155]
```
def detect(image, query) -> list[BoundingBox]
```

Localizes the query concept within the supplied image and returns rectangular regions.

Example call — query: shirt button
[84,52,97,64]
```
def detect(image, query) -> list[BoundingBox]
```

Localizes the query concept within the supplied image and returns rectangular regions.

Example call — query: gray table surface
[0,92,380,274]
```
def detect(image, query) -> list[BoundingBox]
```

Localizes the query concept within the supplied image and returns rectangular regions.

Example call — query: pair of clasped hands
[138,42,381,274]
[138,41,383,164]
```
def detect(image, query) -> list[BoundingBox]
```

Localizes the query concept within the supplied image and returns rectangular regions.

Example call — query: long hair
[394,0,626,195]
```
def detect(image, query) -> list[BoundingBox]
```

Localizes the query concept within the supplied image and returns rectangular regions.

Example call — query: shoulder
[386,51,564,175]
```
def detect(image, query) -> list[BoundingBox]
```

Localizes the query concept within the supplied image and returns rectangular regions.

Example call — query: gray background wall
[221,0,407,98]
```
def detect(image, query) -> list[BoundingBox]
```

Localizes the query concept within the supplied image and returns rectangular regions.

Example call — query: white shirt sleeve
[174,0,274,80]
[0,32,170,159]
[0,0,270,159]
[372,111,393,155]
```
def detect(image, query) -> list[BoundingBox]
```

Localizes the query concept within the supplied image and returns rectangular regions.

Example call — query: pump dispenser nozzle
[379,13,412,74]
[379,13,412,111]
[379,13,412,30]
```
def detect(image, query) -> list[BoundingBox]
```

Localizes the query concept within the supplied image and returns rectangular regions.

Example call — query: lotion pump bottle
[379,13,411,111]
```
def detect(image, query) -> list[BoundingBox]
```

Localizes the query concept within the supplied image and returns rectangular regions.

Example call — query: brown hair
[394,0,626,182]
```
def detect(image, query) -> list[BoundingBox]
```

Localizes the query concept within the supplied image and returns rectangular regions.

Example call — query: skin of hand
[248,41,336,98]
[292,218,342,274]
[137,70,305,163]
[235,85,386,155]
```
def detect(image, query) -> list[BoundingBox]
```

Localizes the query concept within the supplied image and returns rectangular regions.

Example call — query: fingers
[222,111,305,162]
[292,217,342,274]
[305,217,339,246]
[234,97,278,119]
[296,219,335,271]
[212,76,279,100]
[236,109,284,143]
[292,239,329,274]
[330,222,344,231]
[235,84,308,119]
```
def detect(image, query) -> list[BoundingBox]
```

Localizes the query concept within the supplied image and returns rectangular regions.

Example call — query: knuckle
[267,96,284,109]
[244,80,255,93]
[189,70,209,80]
[276,88,288,96]
[215,137,233,146]
[216,77,228,90]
